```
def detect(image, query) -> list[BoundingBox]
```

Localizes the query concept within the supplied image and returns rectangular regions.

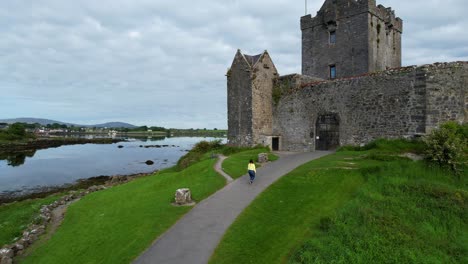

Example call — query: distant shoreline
[0,137,124,153]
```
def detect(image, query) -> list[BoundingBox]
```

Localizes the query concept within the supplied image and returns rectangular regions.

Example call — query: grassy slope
[0,194,62,246]
[209,152,365,263]
[210,142,467,264]
[22,158,225,264]
[222,148,279,179]
[289,159,467,264]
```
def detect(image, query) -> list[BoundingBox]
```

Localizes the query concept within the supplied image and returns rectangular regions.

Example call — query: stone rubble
[258,153,269,163]
[0,185,107,262]
[174,188,193,205]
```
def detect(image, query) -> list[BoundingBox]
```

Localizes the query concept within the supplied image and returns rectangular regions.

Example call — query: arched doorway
[315,113,340,150]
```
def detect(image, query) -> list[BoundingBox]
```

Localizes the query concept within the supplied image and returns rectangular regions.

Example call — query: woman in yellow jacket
[247,159,256,184]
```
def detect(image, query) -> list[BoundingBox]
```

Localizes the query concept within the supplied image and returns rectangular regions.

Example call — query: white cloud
[128,31,141,39]
[0,0,467,128]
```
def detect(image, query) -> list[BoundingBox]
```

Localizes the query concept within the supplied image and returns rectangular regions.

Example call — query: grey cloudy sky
[1,0,467,128]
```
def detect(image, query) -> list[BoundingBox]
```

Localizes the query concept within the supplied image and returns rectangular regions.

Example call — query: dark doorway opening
[272,137,280,151]
[315,113,340,150]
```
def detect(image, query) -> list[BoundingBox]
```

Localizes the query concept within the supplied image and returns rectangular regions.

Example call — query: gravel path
[213,155,233,183]
[133,151,332,264]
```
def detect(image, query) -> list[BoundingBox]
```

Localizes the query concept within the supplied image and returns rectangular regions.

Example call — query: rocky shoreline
[0,170,158,205]
[0,138,124,153]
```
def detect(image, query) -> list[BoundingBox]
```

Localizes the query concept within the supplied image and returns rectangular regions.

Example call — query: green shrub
[176,140,223,170]
[220,144,265,156]
[8,123,26,137]
[424,122,468,173]
[0,123,36,142]
[192,140,222,153]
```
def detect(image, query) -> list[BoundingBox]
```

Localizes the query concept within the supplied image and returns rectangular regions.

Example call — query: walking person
[247,159,256,184]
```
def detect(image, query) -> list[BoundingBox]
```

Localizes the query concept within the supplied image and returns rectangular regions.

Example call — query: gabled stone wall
[227,50,278,147]
[227,51,254,146]
[251,52,278,145]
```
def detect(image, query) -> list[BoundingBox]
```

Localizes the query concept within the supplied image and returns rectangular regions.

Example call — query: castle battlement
[371,4,403,33]
[301,0,403,80]
[301,0,369,30]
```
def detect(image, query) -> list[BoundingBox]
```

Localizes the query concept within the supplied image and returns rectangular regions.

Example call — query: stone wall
[424,63,468,132]
[227,50,254,146]
[273,62,468,152]
[227,50,278,147]
[368,4,402,72]
[251,52,278,145]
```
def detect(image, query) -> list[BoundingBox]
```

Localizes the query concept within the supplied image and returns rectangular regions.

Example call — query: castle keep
[301,0,402,79]
[227,0,468,151]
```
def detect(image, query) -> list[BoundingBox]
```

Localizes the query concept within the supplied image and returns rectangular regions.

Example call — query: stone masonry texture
[273,62,468,152]
[227,0,467,151]
[227,50,278,147]
[301,0,402,79]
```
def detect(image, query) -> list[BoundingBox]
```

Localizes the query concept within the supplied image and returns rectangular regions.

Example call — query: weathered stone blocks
[258,153,269,163]
[174,188,193,205]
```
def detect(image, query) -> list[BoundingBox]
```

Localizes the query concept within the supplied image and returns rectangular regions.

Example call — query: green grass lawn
[0,194,62,246]
[20,157,226,264]
[222,148,278,179]
[210,141,467,264]
[289,160,467,264]
[3,142,275,263]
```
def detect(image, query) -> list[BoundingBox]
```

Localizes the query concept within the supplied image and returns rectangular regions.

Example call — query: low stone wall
[0,185,106,264]
[273,62,468,151]
[0,171,156,263]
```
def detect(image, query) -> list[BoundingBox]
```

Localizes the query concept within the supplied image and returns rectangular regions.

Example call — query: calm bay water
[0,137,224,197]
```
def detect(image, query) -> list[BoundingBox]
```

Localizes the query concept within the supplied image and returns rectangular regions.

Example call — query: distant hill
[91,122,137,128]
[0,118,137,128]
[0,118,72,126]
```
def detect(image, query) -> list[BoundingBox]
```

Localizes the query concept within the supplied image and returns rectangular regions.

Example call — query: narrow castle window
[329,31,336,44]
[329,65,336,79]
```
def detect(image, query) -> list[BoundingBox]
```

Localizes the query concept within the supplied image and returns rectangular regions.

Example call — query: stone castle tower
[301,0,402,79]
[227,0,467,151]
[227,50,278,147]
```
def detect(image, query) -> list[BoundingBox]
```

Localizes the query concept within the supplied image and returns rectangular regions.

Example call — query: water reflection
[0,137,226,197]
[0,136,168,167]
[132,136,166,142]
[0,150,36,167]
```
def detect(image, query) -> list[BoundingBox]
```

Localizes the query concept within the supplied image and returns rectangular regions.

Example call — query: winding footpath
[214,154,233,183]
[134,151,332,264]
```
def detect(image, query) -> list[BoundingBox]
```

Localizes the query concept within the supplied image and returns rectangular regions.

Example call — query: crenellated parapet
[302,0,403,79]
[371,4,403,33]
[301,0,370,30]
